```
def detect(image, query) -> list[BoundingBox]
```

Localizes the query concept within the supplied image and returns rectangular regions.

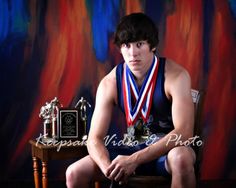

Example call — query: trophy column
[39,97,61,143]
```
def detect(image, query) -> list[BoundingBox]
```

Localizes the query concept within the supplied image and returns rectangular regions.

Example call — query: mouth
[129,60,140,64]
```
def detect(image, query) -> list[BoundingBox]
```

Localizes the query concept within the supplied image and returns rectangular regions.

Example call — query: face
[120,41,155,75]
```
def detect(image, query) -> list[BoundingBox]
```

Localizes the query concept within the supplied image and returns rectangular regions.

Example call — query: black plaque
[58,109,79,139]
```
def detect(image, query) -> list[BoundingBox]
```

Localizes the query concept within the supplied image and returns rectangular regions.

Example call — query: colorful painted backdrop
[0,0,236,182]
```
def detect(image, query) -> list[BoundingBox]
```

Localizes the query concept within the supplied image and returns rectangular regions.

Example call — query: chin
[129,66,142,73]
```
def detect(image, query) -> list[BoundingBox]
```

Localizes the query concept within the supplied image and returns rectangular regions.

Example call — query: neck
[135,74,146,87]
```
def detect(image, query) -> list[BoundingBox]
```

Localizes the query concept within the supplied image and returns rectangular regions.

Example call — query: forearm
[87,137,111,174]
[130,129,193,166]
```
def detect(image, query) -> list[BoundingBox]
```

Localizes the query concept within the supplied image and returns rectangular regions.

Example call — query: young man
[66,13,196,188]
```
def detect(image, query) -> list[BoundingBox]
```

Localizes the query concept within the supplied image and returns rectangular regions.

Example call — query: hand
[106,155,137,184]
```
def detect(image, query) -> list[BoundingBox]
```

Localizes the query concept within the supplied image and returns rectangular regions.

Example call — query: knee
[167,147,195,175]
[66,165,77,188]
[66,164,86,188]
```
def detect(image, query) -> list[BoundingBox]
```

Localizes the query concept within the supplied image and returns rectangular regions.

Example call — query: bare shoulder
[165,58,191,98]
[96,66,118,105]
[165,59,191,81]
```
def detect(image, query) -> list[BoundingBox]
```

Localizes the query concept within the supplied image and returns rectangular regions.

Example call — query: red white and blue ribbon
[123,56,159,127]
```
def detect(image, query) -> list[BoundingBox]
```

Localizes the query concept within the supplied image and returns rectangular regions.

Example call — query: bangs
[116,28,149,46]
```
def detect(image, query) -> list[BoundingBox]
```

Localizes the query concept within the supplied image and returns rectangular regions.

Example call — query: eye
[136,41,144,48]
[121,43,130,48]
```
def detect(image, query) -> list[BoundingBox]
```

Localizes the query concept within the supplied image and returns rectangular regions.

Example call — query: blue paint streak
[0,0,30,69]
[228,0,236,18]
[0,0,30,135]
[145,0,176,51]
[10,0,29,34]
[145,0,166,24]
[203,0,214,84]
[0,0,29,44]
[0,1,9,43]
[88,0,120,62]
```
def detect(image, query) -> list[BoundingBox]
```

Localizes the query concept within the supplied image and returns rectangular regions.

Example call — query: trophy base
[82,134,88,141]
[41,137,57,144]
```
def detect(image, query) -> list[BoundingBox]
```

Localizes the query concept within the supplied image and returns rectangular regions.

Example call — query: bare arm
[87,68,117,176]
[129,60,194,165]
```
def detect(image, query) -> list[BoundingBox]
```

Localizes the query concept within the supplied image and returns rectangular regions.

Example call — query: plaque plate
[58,109,79,139]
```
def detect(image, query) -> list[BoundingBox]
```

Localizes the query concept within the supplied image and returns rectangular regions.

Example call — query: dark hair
[114,13,159,50]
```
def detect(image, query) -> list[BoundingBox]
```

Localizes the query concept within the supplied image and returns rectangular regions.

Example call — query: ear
[151,47,156,52]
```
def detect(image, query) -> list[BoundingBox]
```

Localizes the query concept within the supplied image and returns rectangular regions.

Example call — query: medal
[127,125,135,136]
[123,56,159,130]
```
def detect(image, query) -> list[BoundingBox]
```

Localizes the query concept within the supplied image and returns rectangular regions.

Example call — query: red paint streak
[201,0,236,179]
[162,0,203,88]
[163,0,236,179]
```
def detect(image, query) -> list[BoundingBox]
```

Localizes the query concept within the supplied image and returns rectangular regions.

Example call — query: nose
[129,44,138,57]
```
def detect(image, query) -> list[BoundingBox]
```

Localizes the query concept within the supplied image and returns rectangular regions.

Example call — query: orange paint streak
[162,0,203,88]
[125,0,143,15]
